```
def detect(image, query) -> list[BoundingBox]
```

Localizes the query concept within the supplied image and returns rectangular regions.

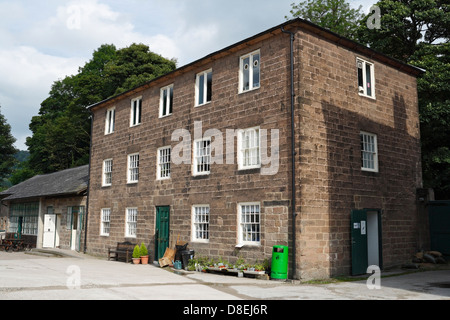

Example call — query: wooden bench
[108,242,136,263]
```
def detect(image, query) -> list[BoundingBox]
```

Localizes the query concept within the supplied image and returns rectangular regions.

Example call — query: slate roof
[0,165,89,201]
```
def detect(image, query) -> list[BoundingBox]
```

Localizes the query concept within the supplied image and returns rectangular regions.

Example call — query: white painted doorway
[70,210,79,251]
[68,207,83,251]
[43,214,56,248]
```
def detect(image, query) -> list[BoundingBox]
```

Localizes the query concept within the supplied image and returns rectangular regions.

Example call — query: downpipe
[281,26,298,279]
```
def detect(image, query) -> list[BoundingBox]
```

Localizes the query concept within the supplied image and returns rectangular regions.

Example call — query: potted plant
[140,242,149,265]
[132,245,141,264]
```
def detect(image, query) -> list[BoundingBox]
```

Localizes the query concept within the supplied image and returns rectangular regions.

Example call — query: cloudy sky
[0,0,375,150]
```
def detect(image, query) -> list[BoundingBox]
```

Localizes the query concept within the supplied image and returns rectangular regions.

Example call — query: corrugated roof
[0,165,89,201]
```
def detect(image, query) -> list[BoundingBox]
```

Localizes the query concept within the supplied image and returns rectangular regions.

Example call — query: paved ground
[0,249,449,301]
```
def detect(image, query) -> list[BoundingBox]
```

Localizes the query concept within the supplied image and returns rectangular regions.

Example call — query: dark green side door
[429,202,450,255]
[351,210,368,275]
[155,206,170,260]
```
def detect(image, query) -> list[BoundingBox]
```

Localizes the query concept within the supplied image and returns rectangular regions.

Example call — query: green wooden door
[156,206,170,260]
[351,210,368,275]
[429,201,450,255]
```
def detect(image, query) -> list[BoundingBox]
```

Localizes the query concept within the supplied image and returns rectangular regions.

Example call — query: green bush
[132,245,140,259]
[139,242,148,257]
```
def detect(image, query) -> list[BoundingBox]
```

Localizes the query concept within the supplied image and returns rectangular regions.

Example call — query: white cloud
[0,45,83,150]
[21,0,179,60]
[0,0,377,151]
[0,0,180,150]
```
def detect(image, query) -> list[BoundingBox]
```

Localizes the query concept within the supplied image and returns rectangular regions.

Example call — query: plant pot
[132,258,141,264]
[140,255,149,265]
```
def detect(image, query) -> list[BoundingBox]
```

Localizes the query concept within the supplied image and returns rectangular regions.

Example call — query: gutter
[281,26,298,279]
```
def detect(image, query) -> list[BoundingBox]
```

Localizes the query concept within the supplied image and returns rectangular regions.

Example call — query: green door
[429,201,450,255]
[351,210,368,275]
[156,206,170,260]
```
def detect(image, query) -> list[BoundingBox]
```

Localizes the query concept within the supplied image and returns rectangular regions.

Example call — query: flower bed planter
[243,270,266,276]
[203,266,267,279]
[190,257,270,280]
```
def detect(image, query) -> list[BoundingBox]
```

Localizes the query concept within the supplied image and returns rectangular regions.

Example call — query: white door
[71,211,80,251]
[43,214,56,248]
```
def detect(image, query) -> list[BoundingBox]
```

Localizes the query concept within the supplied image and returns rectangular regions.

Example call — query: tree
[286,0,364,39]
[357,0,450,199]
[0,106,17,182]
[410,42,450,198]
[357,0,449,62]
[25,43,176,175]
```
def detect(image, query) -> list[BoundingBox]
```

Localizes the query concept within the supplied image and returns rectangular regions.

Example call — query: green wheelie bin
[271,245,288,279]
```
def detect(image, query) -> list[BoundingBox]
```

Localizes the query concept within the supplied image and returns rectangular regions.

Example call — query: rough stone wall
[87,34,293,266]
[294,28,422,280]
[86,24,423,280]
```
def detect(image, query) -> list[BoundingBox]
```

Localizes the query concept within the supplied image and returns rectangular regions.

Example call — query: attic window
[240,50,260,93]
[195,70,212,106]
[159,85,173,118]
[105,107,115,135]
[357,58,375,99]
[130,97,142,127]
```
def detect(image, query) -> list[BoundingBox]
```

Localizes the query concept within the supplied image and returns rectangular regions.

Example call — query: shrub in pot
[140,242,149,265]
[132,245,141,264]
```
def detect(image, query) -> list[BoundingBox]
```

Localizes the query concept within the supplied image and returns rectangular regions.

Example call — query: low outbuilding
[0,165,89,251]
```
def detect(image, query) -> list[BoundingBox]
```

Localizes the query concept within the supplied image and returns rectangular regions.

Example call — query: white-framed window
[130,97,142,127]
[159,84,173,118]
[193,138,211,175]
[360,132,378,172]
[125,208,138,238]
[238,203,261,246]
[238,127,261,170]
[195,69,212,106]
[100,208,111,236]
[127,153,140,183]
[192,205,210,242]
[239,50,260,93]
[357,58,375,98]
[102,159,113,187]
[105,107,115,134]
[157,146,171,180]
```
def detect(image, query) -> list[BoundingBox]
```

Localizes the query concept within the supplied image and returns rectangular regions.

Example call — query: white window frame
[127,153,140,183]
[195,69,212,107]
[130,97,142,127]
[100,208,111,236]
[238,127,261,170]
[159,84,174,118]
[239,50,260,93]
[105,107,115,135]
[102,159,113,187]
[192,205,210,243]
[360,131,379,172]
[193,138,211,176]
[157,146,171,180]
[238,202,261,246]
[357,58,375,99]
[125,208,138,238]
